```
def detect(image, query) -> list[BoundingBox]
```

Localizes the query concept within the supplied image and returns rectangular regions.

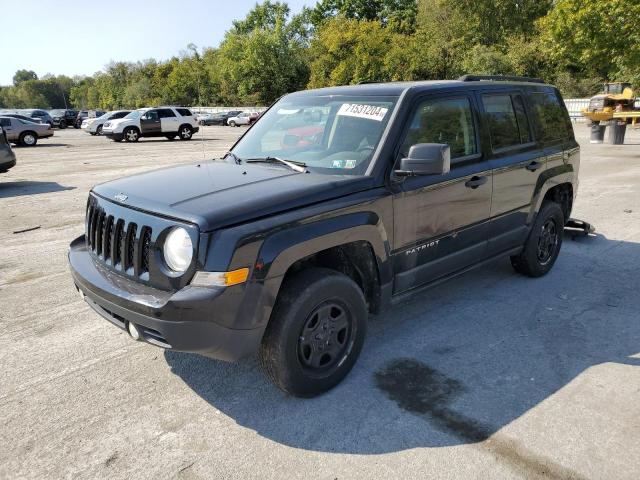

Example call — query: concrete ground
[1,125,639,480]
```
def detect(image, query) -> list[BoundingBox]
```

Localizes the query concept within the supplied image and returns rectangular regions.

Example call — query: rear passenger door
[158,108,179,133]
[480,91,544,255]
[392,94,492,293]
[0,118,16,141]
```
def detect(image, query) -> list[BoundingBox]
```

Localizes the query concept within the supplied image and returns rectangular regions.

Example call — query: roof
[289,78,554,97]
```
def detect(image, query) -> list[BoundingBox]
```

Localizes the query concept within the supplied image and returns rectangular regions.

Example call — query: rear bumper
[0,155,16,172]
[68,235,264,361]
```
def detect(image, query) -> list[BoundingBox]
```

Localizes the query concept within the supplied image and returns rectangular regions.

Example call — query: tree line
[1,0,638,110]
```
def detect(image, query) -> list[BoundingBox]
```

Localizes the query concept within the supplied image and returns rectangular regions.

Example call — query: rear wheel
[58,120,67,129]
[228,120,236,127]
[259,268,367,397]
[511,201,564,277]
[19,131,38,147]
[179,125,193,140]
[123,127,139,142]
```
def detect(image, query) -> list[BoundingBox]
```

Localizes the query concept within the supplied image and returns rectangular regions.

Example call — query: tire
[96,125,103,135]
[511,201,564,277]
[259,268,367,397]
[228,120,236,127]
[178,125,193,140]
[123,127,140,142]
[74,121,81,129]
[58,120,67,129]
[19,131,38,147]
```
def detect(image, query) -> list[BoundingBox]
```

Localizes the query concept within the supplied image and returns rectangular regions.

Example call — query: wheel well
[543,183,573,221]
[21,130,37,138]
[179,123,192,130]
[281,241,381,313]
[124,125,140,132]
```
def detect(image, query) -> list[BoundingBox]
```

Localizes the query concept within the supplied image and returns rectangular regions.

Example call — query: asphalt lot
[1,125,639,479]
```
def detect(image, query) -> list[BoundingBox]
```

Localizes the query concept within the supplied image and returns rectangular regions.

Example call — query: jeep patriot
[68,75,579,397]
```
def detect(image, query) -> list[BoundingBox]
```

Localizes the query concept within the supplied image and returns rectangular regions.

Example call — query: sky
[1,0,316,86]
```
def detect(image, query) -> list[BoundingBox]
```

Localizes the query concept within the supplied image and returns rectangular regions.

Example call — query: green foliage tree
[13,69,38,85]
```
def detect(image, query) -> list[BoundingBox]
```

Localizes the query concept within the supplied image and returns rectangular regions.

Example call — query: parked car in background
[0,112,44,124]
[249,111,262,124]
[0,116,54,146]
[0,126,16,172]
[227,112,253,127]
[82,110,131,135]
[49,109,79,129]
[21,109,54,126]
[75,110,106,128]
[199,113,226,126]
[103,106,199,142]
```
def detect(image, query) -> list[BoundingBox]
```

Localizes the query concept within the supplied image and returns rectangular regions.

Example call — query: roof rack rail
[457,75,545,84]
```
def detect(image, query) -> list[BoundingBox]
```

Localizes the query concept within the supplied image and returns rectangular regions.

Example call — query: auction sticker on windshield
[337,104,389,122]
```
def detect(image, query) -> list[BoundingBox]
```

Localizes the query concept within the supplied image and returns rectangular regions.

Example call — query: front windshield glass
[124,109,145,120]
[95,111,111,120]
[232,94,398,175]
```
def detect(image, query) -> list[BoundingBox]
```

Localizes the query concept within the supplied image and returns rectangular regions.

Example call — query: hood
[92,160,375,231]
[105,118,133,128]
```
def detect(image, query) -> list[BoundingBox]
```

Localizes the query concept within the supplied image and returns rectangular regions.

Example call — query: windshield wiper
[245,156,307,173]
[223,151,242,164]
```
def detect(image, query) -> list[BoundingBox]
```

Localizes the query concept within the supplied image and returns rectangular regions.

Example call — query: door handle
[465,176,488,189]
[526,161,543,171]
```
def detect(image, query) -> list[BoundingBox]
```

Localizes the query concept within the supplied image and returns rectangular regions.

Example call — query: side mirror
[396,143,451,176]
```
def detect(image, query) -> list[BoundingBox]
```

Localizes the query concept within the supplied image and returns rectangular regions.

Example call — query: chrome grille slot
[103,216,114,261]
[126,223,137,272]
[141,228,152,274]
[113,219,124,267]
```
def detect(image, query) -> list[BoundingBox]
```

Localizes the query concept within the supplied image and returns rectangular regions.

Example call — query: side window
[0,118,10,127]
[176,108,192,116]
[482,94,522,150]
[146,110,159,120]
[112,112,127,119]
[157,109,176,119]
[530,92,568,142]
[512,95,532,144]
[401,97,477,160]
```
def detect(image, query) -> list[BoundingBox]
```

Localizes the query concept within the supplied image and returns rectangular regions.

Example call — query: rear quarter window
[530,92,570,142]
[176,108,193,116]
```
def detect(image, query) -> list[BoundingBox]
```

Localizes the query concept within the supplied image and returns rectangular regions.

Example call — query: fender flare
[527,164,575,224]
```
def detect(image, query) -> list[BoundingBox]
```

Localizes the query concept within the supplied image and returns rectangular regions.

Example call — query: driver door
[140,110,161,136]
[392,94,492,293]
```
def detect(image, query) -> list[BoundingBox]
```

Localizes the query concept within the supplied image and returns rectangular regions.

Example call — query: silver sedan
[0,116,54,146]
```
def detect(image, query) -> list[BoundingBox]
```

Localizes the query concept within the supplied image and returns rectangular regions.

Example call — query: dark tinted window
[401,97,477,159]
[176,108,192,116]
[157,108,176,118]
[482,94,521,149]
[0,118,10,127]
[530,92,568,142]
[112,111,128,119]
[512,95,532,143]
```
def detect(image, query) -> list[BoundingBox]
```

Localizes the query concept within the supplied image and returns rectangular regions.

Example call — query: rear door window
[0,118,11,127]
[530,92,569,142]
[401,97,477,160]
[482,94,529,150]
[157,109,176,119]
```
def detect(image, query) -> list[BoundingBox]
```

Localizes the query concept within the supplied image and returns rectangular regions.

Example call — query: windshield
[50,110,65,116]
[231,94,397,175]
[124,109,145,120]
[95,111,112,120]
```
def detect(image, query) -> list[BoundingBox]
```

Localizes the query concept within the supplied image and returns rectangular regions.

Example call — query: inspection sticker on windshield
[337,103,388,122]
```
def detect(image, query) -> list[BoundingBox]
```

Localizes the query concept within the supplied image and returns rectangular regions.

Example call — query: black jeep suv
[69,76,579,397]
[50,109,79,129]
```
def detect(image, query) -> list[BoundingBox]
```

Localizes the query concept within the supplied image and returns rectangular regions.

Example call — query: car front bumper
[103,131,123,141]
[68,235,264,361]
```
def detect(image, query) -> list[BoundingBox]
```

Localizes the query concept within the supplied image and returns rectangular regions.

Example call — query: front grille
[84,193,198,290]
[86,207,150,278]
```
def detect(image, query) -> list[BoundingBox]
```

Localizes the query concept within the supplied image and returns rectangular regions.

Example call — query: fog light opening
[127,321,141,341]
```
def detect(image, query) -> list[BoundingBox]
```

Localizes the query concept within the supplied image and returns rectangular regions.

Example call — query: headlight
[104,122,111,127]
[163,227,193,272]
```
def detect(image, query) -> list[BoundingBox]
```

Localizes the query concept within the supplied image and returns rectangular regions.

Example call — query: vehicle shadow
[0,181,75,198]
[12,143,69,148]
[165,231,640,454]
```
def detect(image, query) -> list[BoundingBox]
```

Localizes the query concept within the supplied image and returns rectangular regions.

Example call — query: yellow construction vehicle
[582,82,636,123]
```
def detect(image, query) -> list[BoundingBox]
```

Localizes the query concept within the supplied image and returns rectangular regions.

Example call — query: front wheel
[179,125,193,140]
[58,120,67,129]
[511,201,564,277]
[96,125,103,135]
[123,127,140,142]
[19,131,38,146]
[259,268,367,397]
[228,120,236,127]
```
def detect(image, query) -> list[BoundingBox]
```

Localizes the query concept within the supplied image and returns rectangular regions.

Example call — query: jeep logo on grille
[114,193,128,202]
